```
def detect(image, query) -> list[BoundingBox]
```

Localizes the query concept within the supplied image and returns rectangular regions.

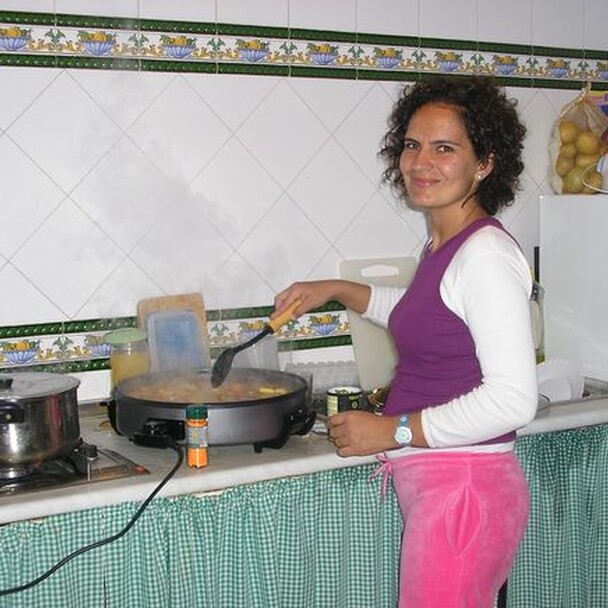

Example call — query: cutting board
[137,293,211,372]
[339,257,417,391]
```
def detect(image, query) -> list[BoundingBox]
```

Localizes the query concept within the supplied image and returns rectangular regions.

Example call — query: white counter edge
[1,395,607,525]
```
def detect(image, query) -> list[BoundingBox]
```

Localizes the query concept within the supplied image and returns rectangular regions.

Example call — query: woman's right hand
[272,279,371,320]
[272,280,341,320]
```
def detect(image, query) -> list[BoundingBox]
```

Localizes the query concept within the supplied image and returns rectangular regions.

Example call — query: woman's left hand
[327,410,398,457]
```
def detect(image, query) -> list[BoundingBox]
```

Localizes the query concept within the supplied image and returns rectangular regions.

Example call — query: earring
[476,173,483,181]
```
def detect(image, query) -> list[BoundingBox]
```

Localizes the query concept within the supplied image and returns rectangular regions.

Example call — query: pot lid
[0,372,80,401]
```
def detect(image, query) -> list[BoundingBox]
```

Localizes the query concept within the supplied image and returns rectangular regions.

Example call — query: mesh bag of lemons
[549,84,608,195]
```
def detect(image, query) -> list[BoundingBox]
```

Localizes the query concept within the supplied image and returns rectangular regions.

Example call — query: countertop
[1,393,608,525]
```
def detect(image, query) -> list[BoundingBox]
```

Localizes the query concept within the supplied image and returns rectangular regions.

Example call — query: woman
[273,76,538,607]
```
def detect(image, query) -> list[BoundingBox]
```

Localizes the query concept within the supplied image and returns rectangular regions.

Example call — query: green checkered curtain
[510,424,608,608]
[0,464,402,608]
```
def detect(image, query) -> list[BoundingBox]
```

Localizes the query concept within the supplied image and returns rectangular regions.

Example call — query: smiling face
[399,102,492,215]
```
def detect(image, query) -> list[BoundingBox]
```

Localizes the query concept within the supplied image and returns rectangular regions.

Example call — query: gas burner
[0,441,149,496]
[0,462,34,480]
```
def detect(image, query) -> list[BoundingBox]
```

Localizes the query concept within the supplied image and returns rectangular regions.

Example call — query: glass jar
[104,327,150,389]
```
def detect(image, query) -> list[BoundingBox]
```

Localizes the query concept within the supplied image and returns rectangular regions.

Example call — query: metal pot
[113,368,314,449]
[0,372,81,466]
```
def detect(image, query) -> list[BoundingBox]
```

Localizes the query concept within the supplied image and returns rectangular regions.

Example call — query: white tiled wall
[0,0,605,326]
[1,0,607,46]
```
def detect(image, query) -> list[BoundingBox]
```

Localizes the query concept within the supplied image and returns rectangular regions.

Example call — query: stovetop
[0,441,149,496]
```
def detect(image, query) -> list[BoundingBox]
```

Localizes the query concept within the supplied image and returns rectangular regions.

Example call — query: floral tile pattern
[0,13,606,86]
[0,308,351,373]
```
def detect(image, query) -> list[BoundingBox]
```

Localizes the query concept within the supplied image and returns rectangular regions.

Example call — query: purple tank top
[383,216,515,445]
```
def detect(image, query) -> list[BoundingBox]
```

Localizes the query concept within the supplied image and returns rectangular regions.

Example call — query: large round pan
[113,368,311,446]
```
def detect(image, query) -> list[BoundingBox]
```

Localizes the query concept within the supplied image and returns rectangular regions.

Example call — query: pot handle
[0,403,25,423]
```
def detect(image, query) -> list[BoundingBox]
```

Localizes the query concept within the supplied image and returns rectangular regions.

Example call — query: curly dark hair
[379,75,526,215]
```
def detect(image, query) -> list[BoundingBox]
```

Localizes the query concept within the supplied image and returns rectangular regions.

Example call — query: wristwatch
[394,415,413,446]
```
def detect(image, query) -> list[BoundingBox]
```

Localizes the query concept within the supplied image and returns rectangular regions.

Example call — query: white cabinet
[540,194,608,381]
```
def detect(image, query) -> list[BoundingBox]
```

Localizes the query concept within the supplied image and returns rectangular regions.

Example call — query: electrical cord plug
[132,420,173,449]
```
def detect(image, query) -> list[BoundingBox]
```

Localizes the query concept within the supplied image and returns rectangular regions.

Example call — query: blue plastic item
[146,310,210,372]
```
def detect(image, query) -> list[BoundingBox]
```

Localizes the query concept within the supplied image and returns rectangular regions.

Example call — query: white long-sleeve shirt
[363,225,538,454]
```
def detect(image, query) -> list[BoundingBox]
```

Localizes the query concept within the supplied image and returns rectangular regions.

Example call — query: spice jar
[186,404,209,468]
[104,327,150,389]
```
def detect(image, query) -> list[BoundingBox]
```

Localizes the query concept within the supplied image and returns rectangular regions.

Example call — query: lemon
[560,143,577,158]
[555,154,575,177]
[562,166,585,193]
[558,119,580,144]
[575,152,600,169]
[581,169,602,194]
[575,130,601,155]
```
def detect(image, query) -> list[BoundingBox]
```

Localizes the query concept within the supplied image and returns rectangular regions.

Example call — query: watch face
[395,424,413,446]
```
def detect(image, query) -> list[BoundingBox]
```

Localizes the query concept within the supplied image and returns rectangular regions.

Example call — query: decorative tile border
[0,11,606,88]
[0,304,352,374]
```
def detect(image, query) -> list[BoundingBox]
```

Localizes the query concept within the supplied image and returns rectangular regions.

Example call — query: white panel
[0,1,53,10]
[138,0,216,22]
[288,138,375,242]
[419,0,478,41]
[540,194,608,381]
[289,0,357,31]
[191,138,282,247]
[583,0,608,49]
[218,0,288,27]
[357,0,419,36]
[8,73,122,193]
[478,0,532,45]
[0,67,59,130]
[55,0,138,18]
[532,0,584,48]
[0,138,64,258]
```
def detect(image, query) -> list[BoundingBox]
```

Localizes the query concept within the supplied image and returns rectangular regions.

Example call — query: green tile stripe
[0,358,111,375]
[0,317,137,339]
[0,10,606,89]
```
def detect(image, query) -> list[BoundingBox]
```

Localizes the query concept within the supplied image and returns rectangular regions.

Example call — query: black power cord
[0,437,183,597]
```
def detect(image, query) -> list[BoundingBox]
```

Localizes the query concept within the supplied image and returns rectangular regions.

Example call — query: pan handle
[253,406,316,453]
[267,299,302,333]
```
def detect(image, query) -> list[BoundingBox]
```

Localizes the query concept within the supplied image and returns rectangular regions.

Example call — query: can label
[326,386,363,415]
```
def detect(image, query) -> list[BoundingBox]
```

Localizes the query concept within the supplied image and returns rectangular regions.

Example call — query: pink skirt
[382,451,529,608]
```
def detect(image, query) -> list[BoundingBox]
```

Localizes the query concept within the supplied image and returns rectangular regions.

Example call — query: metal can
[326,386,363,415]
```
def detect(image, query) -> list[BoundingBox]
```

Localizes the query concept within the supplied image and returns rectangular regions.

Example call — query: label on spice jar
[186,422,209,468]
[326,386,363,416]
[187,424,208,449]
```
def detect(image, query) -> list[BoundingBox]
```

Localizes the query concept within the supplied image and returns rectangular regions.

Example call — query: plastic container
[104,327,150,388]
[233,334,279,371]
[146,310,209,372]
[186,404,208,468]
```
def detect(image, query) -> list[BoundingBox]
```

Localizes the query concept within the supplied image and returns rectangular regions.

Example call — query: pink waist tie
[370,454,393,497]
